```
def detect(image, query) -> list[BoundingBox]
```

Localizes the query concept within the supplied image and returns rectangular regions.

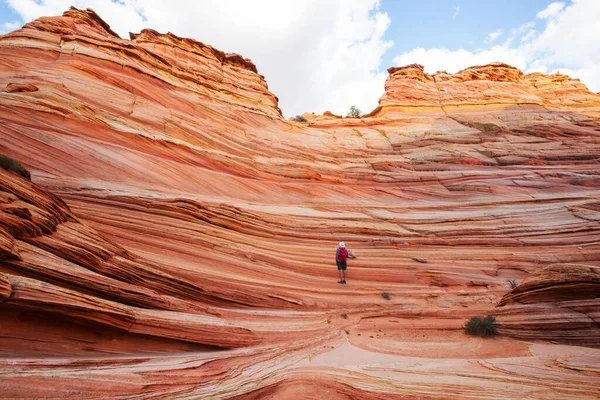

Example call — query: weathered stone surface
[493,264,600,347]
[0,7,600,399]
[380,62,600,108]
[3,82,39,93]
[0,272,11,302]
[0,170,263,348]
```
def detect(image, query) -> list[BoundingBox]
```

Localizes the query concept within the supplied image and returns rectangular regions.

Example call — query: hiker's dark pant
[336,261,347,270]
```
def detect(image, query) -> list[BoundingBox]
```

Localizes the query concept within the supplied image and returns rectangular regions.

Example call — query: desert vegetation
[292,115,308,122]
[0,155,30,180]
[347,105,361,117]
[464,315,498,337]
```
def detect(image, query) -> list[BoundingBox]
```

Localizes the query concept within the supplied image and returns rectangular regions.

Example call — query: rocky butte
[1,7,599,400]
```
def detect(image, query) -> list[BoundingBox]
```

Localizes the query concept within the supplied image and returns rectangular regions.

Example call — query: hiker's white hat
[339,242,345,248]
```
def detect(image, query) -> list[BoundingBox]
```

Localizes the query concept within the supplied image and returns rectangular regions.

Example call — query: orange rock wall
[380,63,600,108]
[493,264,600,347]
[1,8,600,399]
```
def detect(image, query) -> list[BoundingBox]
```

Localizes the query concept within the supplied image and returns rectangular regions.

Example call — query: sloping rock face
[1,8,600,399]
[493,264,600,347]
[0,169,269,350]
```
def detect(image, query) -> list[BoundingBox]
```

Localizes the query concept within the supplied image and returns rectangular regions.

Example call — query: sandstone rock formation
[380,63,600,108]
[1,7,599,399]
[493,264,600,347]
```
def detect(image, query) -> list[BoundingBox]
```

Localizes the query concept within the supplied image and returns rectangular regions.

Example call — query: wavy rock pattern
[1,7,600,399]
[493,264,600,347]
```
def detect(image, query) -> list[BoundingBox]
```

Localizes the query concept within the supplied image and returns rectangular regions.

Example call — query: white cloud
[520,29,537,42]
[536,2,565,19]
[453,5,460,18]
[513,21,536,35]
[5,0,393,116]
[392,0,600,93]
[486,28,503,43]
[529,0,600,68]
[551,64,600,93]
[393,46,528,74]
[507,21,536,43]
[0,20,21,33]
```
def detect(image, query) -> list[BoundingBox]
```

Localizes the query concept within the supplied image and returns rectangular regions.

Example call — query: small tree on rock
[347,105,361,117]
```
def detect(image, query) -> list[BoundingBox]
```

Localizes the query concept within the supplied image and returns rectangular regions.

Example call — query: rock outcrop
[380,62,600,109]
[493,264,600,347]
[1,8,600,399]
[0,169,266,349]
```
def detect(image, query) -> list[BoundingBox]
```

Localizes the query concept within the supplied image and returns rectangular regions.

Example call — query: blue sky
[0,1,597,116]
[0,1,19,31]
[0,1,555,69]
[379,0,553,68]
[0,1,16,18]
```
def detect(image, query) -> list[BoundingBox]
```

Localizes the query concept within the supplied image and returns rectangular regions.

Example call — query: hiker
[336,242,355,284]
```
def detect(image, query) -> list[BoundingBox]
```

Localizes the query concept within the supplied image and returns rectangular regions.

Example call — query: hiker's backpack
[337,248,347,261]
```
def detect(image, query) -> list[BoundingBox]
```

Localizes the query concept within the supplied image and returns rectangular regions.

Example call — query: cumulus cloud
[392,0,600,92]
[4,0,393,116]
[536,2,565,19]
[520,29,537,42]
[393,46,528,74]
[453,5,460,18]
[0,20,20,33]
[486,29,503,43]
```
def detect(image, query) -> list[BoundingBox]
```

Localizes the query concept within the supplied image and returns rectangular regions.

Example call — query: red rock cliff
[379,62,600,109]
[492,264,600,347]
[1,8,600,399]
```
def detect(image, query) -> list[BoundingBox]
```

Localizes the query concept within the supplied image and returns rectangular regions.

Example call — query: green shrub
[347,105,361,117]
[341,313,348,319]
[292,115,308,122]
[464,315,497,337]
[0,155,30,180]
[381,291,391,300]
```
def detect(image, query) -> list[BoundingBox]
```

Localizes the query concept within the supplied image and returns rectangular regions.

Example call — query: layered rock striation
[493,264,600,347]
[0,168,264,349]
[380,63,600,109]
[1,7,600,399]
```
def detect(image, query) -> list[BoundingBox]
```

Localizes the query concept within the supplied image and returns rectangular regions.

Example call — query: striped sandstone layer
[0,7,599,399]
[493,264,600,347]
